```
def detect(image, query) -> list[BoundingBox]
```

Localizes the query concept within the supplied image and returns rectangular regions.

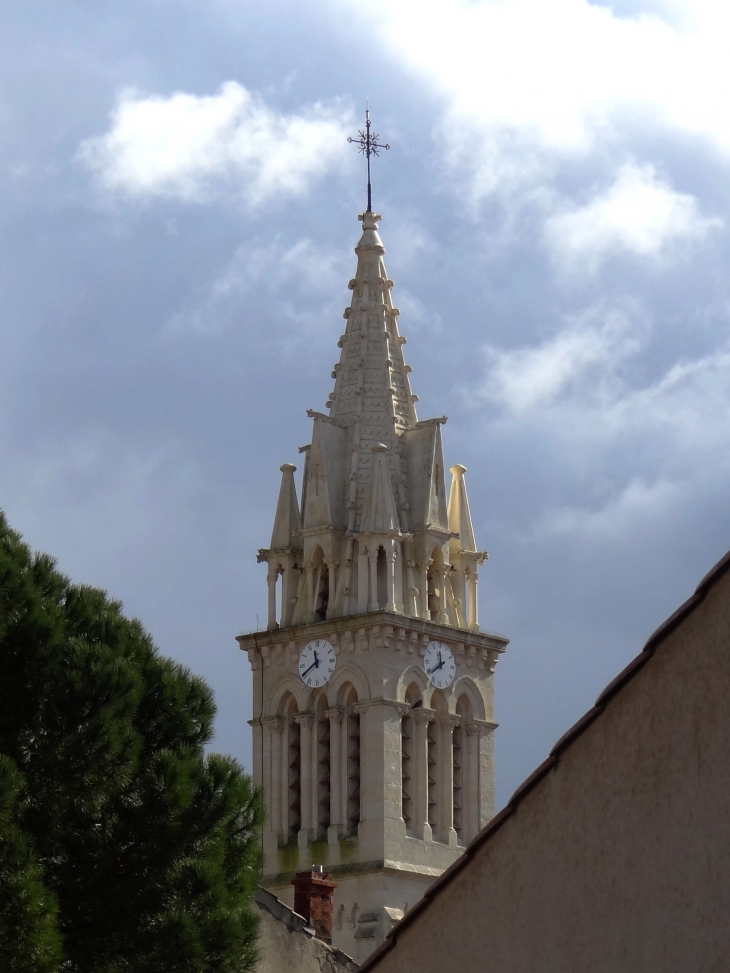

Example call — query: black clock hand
[302,659,318,677]
[427,660,445,675]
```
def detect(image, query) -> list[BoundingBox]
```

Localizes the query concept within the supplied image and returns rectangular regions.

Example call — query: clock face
[423,640,456,689]
[298,639,336,688]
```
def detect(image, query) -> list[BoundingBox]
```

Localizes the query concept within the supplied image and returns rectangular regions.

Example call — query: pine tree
[0,755,62,973]
[0,510,263,972]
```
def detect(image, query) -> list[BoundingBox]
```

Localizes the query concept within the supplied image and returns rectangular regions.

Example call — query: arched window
[315,693,330,834]
[401,683,421,830]
[376,546,387,608]
[427,547,444,621]
[284,695,300,839]
[343,685,360,833]
[312,547,329,621]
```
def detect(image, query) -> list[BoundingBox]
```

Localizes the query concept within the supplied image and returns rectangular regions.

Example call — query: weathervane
[348,104,389,214]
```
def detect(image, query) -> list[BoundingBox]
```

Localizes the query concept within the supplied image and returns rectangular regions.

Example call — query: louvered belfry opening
[427,718,438,830]
[312,546,329,621]
[376,546,387,609]
[402,684,420,831]
[454,696,469,840]
[401,712,413,830]
[285,696,301,838]
[344,686,360,833]
[316,693,331,834]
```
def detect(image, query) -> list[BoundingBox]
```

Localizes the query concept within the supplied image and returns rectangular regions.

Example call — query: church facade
[237,209,508,962]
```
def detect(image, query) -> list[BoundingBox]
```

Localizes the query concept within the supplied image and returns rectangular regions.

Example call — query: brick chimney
[291,866,338,944]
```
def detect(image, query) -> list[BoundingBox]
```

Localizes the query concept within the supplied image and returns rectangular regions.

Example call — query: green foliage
[0,755,62,973]
[0,510,263,973]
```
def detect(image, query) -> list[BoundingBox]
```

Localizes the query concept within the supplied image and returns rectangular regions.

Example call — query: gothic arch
[268,675,308,718]
[396,665,428,701]
[302,683,332,713]
[328,662,369,707]
[451,676,486,721]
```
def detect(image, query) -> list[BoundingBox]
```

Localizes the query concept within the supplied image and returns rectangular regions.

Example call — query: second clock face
[298,639,336,688]
[424,640,456,689]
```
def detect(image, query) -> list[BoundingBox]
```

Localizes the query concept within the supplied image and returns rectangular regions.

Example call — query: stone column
[357,546,369,613]
[405,557,418,617]
[413,708,435,841]
[260,716,284,872]
[368,548,379,612]
[394,541,405,614]
[354,698,408,859]
[296,713,314,847]
[280,718,290,837]
[466,719,497,833]
[263,717,284,841]
[266,567,279,630]
[439,715,460,846]
[464,721,481,842]
[249,717,263,789]
[467,571,479,632]
[280,562,298,629]
[420,560,432,619]
[326,707,344,841]
[385,538,397,612]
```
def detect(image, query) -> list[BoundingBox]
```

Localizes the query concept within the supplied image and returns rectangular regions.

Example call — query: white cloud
[537,477,683,539]
[545,164,721,266]
[212,238,345,298]
[476,302,730,539]
[167,237,347,337]
[344,0,730,193]
[77,82,351,204]
[480,306,643,413]
[481,303,730,450]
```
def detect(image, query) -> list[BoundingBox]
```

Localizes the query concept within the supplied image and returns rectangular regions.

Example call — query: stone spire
[259,210,486,628]
[324,210,417,536]
[258,463,303,630]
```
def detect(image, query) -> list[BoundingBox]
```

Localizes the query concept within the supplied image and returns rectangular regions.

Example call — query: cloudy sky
[3,0,730,806]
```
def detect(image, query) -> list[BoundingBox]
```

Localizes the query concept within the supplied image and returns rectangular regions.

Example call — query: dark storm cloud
[2,0,730,804]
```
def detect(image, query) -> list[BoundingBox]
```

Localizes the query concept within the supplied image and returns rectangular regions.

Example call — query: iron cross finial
[348,105,390,214]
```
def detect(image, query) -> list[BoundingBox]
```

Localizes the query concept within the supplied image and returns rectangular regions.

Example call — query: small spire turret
[448,465,488,632]
[270,463,302,551]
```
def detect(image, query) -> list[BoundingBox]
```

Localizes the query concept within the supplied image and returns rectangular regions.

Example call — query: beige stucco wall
[272,867,434,964]
[369,566,730,973]
[253,887,358,973]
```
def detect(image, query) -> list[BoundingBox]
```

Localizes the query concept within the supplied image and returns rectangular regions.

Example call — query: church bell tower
[237,207,508,962]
